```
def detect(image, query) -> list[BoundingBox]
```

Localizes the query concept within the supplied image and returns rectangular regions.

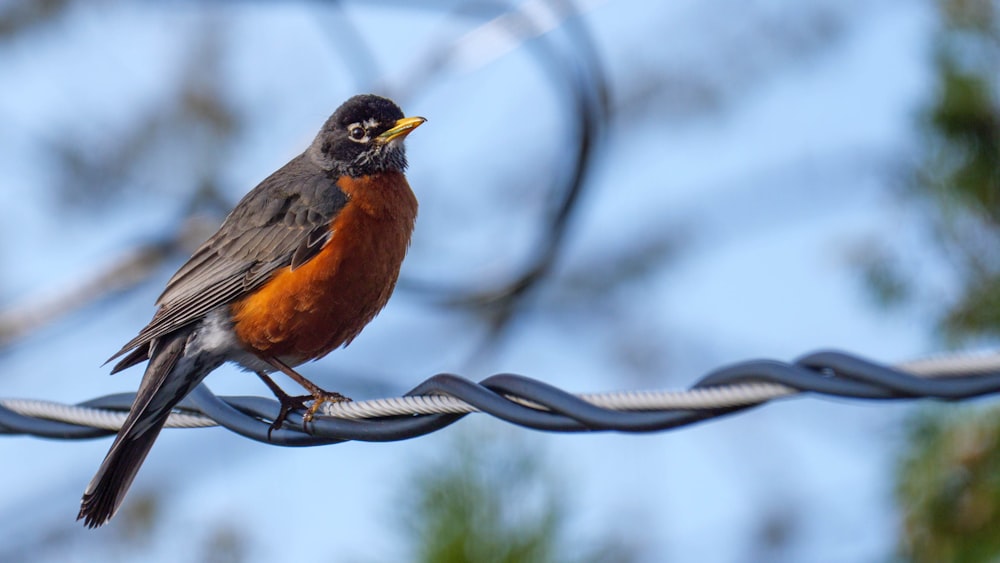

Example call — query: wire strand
[2,349,998,445]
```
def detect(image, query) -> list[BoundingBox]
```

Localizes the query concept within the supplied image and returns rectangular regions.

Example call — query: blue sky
[0,1,962,561]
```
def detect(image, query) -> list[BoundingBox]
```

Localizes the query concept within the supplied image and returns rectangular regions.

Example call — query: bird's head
[308,94,425,177]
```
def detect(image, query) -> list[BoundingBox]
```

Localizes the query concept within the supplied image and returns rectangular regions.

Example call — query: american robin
[78,94,425,528]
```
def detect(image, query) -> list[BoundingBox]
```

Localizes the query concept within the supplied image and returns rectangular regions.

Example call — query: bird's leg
[263,357,352,430]
[254,371,313,439]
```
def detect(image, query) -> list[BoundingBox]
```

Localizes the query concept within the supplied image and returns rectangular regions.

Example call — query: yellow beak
[377,116,426,143]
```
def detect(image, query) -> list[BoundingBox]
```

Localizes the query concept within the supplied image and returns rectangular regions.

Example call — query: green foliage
[926,61,1000,220]
[864,0,1000,341]
[897,407,1000,562]
[850,242,913,308]
[916,0,1000,341]
[894,5,1000,560]
[397,427,635,563]
[943,273,1000,339]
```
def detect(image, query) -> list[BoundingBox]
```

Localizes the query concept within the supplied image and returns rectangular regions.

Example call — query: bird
[78,94,425,528]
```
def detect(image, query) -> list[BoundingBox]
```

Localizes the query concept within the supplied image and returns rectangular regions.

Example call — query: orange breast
[229,172,418,365]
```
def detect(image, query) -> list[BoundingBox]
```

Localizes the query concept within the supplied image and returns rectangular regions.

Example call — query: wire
[2,349,999,446]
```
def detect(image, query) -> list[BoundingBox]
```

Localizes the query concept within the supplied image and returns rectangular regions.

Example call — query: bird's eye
[348,126,366,141]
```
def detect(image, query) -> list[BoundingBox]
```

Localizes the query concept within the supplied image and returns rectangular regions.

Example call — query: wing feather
[108,154,348,364]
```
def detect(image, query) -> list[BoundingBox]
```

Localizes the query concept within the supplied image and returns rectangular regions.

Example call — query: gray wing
[108,154,348,366]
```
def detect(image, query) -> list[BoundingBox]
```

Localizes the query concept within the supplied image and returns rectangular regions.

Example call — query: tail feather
[107,342,151,375]
[79,327,213,528]
[79,420,166,528]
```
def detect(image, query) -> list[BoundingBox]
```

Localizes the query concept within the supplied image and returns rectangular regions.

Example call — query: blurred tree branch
[390,0,611,357]
[0,0,71,40]
[0,217,216,352]
[0,20,239,353]
[49,24,240,210]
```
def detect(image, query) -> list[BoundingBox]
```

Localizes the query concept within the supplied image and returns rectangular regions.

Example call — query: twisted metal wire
[2,349,999,446]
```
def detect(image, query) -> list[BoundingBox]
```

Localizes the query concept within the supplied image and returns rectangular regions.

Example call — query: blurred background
[0,0,998,561]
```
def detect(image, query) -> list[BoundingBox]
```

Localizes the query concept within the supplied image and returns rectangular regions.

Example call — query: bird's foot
[267,389,313,440]
[302,390,352,429]
[256,359,352,434]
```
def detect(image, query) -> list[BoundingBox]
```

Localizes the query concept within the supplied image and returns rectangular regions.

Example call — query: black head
[307,94,425,177]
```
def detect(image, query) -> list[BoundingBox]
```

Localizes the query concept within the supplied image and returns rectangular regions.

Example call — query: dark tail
[78,327,211,528]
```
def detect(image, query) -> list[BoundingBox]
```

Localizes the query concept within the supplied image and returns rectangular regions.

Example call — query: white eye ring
[347,123,369,143]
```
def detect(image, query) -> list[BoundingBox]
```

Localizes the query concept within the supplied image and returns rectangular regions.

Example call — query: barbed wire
[2,349,998,446]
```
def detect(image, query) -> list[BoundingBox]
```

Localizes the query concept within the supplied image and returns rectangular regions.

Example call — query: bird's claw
[267,393,313,440]
[301,391,352,430]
